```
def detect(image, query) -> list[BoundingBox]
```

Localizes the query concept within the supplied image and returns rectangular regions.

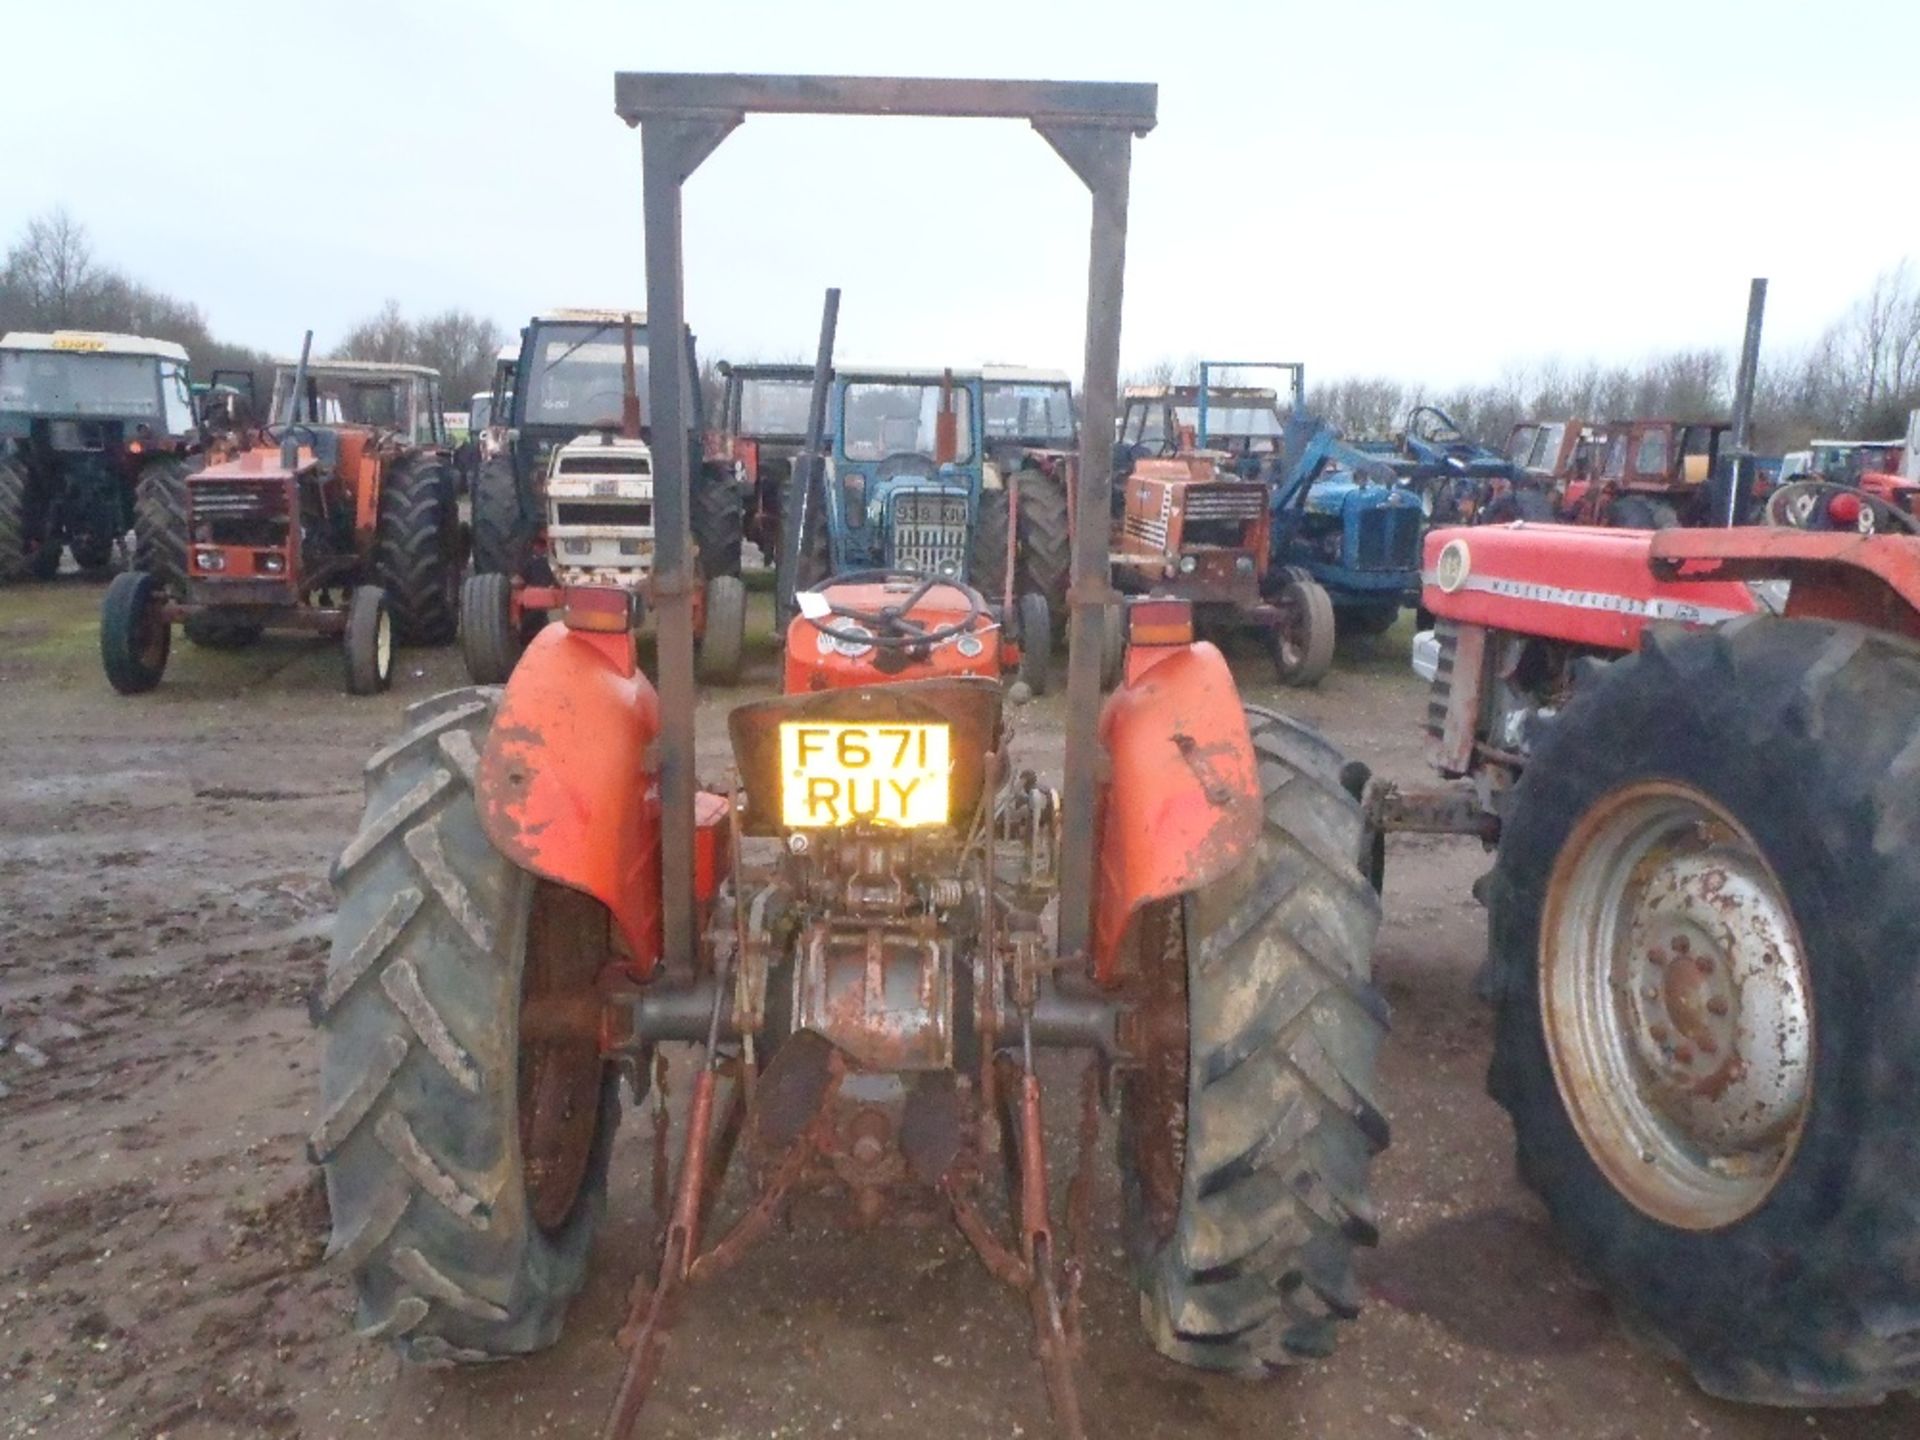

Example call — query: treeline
[0,211,504,410]
[1135,264,1920,454]
[0,211,270,376]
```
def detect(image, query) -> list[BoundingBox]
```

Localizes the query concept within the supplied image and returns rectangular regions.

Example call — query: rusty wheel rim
[137,595,169,670]
[1541,781,1813,1230]
[517,881,608,1235]
[1121,899,1189,1247]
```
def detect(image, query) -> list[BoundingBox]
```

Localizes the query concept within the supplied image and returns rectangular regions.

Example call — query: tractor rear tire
[1123,705,1388,1373]
[377,455,463,645]
[1486,616,1920,1404]
[1016,592,1051,695]
[970,487,1010,604]
[460,573,521,685]
[471,454,531,577]
[1010,467,1071,628]
[312,689,621,1362]
[101,570,171,694]
[696,573,747,685]
[183,612,265,649]
[1272,576,1336,686]
[134,456,192,596]
[344,586,395,695]
[692,464,745,580]
[0,455,46,582]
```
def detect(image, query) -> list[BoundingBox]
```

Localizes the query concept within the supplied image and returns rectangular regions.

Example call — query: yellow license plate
[779,721,950,829]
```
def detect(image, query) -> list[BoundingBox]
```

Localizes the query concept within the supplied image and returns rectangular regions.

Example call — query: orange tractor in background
[312,73,1387,1439]
[100,338,464,695]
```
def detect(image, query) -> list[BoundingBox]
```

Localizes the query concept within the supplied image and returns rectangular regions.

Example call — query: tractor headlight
[196,549,225,571]
[1236,555,1254,573]
[259,552,285,574]
[1179,555,1198,575]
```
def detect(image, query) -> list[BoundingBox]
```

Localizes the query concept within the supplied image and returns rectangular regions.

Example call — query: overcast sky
[7,0,1915,387]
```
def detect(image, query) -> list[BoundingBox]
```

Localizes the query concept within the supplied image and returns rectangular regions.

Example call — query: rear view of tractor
[1377,495,1920,1406]
[0,330,210,581]
[99,339,464,695]
[712,359,812,563]
[312,72,1388,1440]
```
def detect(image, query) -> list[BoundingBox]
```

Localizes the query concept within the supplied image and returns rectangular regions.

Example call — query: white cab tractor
[458,429,746,685]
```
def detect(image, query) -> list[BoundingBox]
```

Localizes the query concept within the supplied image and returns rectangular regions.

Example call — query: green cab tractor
[0,330,239,582]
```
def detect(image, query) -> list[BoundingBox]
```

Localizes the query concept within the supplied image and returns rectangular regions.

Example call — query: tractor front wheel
[1271,575,1336,686]
[101,570,171,694]
[1122,706,1387,1373]
[1487,616,1920,1404]
[312,689,621,1361]
[1015,592,1051,695]
[344,586,395,695]
[695,573,747,685]
[459,572,522,685]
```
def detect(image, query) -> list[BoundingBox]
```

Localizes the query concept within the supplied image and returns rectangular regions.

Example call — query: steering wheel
[1764,480,1920,536]
[803,568,986,650]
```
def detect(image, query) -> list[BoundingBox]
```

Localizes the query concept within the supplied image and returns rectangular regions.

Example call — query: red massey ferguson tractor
[1376,498,1920,1406]
[310,74,1388,1438]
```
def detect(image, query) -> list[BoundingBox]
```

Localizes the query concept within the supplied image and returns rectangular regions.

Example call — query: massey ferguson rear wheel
[312,689,622,1362]
[1123,705,1388,1373]
[691,464,745,580]
[134,456,192,596]
[1011,467,1071,628]
[377,456,463,644]
[1487,617,1920,1404]
[471,454,530,577]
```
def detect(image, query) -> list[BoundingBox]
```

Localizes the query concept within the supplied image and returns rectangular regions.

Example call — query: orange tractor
[100,339,464,695]
[312,74,1387,1438]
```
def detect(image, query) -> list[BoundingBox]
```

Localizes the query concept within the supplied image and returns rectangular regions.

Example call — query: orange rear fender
[475,624,664,978]
[1091,642,1260,984]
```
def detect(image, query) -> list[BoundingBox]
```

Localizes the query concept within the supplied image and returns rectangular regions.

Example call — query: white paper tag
[797,590,831,620]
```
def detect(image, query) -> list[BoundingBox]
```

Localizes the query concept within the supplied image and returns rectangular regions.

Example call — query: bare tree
[0,209,102,329]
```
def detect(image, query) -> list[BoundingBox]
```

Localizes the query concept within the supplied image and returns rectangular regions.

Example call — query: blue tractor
[786,365,1061,689]
[1264,413,1427,640]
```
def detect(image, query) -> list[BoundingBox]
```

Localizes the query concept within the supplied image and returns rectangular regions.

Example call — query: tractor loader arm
[475,623,665,976]
[1091,641,1260,983]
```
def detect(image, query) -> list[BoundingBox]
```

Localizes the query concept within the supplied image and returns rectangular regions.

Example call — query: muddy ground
[1,575,1913,1440]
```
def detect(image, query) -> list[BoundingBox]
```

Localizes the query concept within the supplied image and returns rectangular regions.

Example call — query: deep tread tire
[100,570,171,694]
[1125,706,1388,1373]
[0,456,38,581]
[1487,617,1920,1405]
[344,586,395,696]
[377,456,463,644]
[691,463,745,580]
[313,691,618,1361]
[696,573,748,685]
[472,454,531,577]
[1010,467,1071,627]
[970,486,1010,603]
[134,457,193,596]
[460,573,521,685]
[1016,592,1051,695]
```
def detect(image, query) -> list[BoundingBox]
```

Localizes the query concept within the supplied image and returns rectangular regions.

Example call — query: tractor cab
[1562,419,1729,528]
[822,368,983,582]
[713,360,813,560]
[981,364,1076,471]
[0,330,205,580]
[267,360,447,451]
[1117,382,1286,475]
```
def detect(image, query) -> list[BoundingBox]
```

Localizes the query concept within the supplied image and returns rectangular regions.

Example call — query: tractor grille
[1122,512,1169,549]
[554,500,653,528]
[556,454,651,477]
[1181,482,1267,522]
[1355,505,1422,571]
[889,491,969,577]
[191,480,289,522]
